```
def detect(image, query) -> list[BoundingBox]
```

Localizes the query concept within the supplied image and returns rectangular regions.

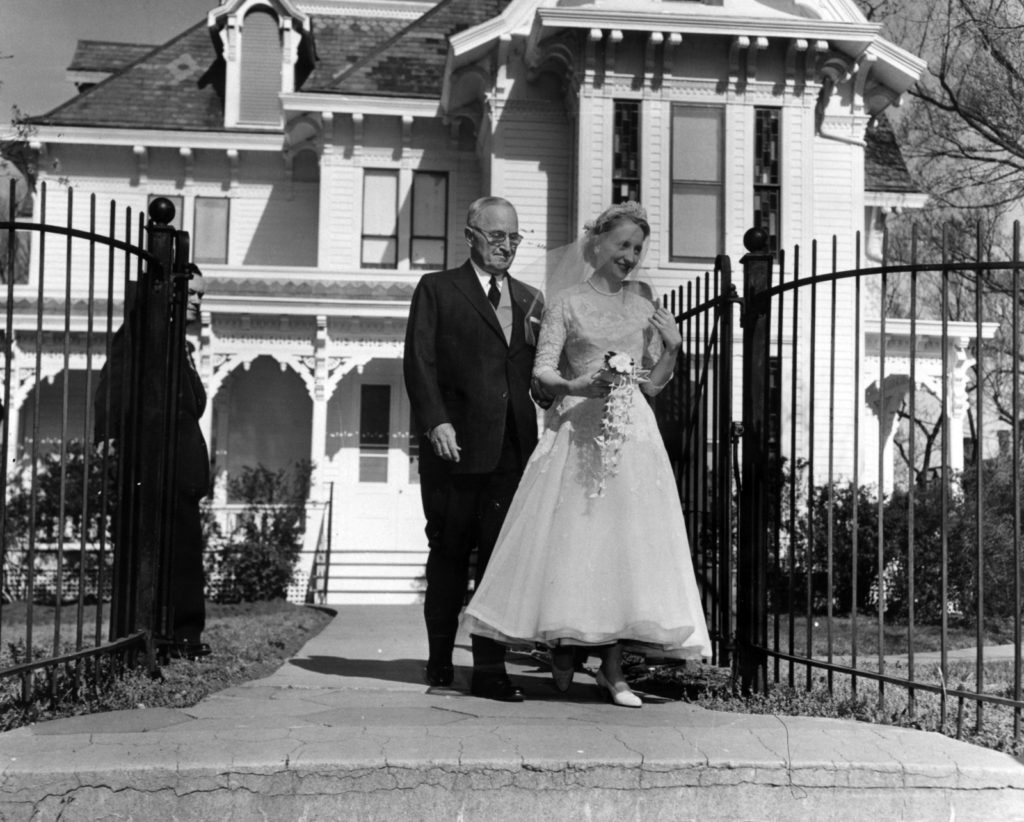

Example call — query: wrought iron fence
[659,255,736,668]
[734,224,1024,746]
[1,181,191,709]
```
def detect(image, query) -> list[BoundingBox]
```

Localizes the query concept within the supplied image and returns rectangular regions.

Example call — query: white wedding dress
[462,282,712,658]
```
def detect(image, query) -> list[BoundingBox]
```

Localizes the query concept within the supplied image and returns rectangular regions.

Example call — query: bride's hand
[650,306,682,351]
[567,370,610,398]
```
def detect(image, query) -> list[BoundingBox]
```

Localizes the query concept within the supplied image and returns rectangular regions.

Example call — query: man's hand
[530,376,555,410]
[428,422,461,462]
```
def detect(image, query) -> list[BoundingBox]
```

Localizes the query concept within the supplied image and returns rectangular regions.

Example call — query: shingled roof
[35,22,225,130]
[324,0,514,97]
[32,6,443,130]
[865,114,919,194]
[67,40,156,75]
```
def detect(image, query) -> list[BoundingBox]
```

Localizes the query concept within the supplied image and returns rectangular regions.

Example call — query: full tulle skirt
[463,388,712,658]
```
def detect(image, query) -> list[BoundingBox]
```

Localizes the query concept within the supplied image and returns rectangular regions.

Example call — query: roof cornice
[29,125,284,152]
[535,7,881,44]
[283,93,441,117]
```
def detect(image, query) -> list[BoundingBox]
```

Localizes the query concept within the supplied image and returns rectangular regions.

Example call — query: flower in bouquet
[592,350,648,497]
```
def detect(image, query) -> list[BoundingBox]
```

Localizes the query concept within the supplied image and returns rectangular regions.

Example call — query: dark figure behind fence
[94,273,211,660]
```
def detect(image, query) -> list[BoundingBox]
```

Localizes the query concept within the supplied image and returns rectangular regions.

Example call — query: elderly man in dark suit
[403,196,546,702]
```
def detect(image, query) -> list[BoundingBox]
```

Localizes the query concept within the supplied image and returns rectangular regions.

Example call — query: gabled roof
[34,22,225,131]
[31,5,457,130]
[327,0,513,98]
[864,114,918,194]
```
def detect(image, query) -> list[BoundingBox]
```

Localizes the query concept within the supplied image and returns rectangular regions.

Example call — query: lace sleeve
[533,293,567,379]
[642,307,663,371]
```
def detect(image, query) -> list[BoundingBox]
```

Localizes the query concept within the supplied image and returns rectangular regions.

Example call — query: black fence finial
[148,197,176,226]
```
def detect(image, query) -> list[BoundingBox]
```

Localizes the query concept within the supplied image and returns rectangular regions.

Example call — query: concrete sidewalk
[1,606,1023,821]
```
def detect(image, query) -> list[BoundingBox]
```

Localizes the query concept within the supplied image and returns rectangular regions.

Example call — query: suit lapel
[452,261,505,342]
[507,276,534,354]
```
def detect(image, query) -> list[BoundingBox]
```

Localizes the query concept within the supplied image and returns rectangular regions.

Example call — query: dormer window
[238,9,282,126]
[209,0,314,129]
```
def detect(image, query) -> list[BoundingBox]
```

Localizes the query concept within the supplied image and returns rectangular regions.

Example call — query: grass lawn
[628,614,1024,759]
[0,599,332,732]
[767,614,1016,658]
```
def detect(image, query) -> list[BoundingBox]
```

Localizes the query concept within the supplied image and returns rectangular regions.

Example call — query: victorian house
[12,0,924,603]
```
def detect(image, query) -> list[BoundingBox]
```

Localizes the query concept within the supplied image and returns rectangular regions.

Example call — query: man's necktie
[487,275,500,309]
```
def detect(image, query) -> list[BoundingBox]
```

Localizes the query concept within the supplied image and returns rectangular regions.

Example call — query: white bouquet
[592,351,649,497]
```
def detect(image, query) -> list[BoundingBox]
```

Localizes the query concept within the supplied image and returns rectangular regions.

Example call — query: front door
[330,361,426,602]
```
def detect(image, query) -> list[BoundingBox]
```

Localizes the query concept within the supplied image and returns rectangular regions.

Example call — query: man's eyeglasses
[468,225,523,248]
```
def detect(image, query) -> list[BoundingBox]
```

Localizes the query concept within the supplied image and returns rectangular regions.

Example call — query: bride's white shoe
[595,669,642,708]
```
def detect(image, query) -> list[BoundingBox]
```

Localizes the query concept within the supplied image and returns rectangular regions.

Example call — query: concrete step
[1,605,1022,821]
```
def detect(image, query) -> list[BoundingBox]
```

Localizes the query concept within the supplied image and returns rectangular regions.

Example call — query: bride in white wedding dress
[462,201,711,708]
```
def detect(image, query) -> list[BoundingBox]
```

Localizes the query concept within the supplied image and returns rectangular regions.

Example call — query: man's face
[465,203,521,276]
[186,275,205,325]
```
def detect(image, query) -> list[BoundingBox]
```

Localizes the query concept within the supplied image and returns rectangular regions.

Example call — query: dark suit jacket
[404,260,543,475]
[94,325,211,498]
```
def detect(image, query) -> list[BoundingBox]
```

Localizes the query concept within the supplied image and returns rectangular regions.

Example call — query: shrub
[769,455,1023,624]
[205,461,311,602]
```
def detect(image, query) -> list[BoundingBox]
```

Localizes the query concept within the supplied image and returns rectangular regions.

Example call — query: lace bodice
[533,282,663,382]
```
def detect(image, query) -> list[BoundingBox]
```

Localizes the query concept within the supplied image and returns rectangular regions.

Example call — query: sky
[1,0,215,127]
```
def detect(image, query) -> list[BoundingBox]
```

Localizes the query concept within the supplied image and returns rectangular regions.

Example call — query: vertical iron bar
[717,257,734,670]
[54,188,76,673]
[826,237,837,695]
[0,178,17,644]
[974,222,984,733]
[851,232,862,698]
[877,227,888,710]
[806,240,817,690]
[788,246,800,689]
[773,248,785,684]
[79,194,98,653]
[940,225,950,728]
[24,182,48,702]
[1013,221,1022,742]
[907,224,918,719]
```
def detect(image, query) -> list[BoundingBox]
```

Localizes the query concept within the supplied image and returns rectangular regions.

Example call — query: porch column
[946,337,972,475]
[864,374,912,496]
[310,316,329,503]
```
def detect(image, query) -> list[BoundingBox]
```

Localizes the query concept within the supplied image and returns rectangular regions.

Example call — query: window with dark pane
[613,101,641,204]
[410,171,448,270]
[753,108,781,256]
[359,384,391,483]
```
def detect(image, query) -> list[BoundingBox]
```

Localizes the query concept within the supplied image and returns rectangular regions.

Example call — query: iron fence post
[737,227,772,693]
[110,199,179,664]
[715,255,734,669]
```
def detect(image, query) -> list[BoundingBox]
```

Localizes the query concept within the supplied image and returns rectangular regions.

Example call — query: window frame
[753,106,782,257]
[612,100,642,205]
[668,104,725,262]
[409,170,449,271]
[193,196,230,265]
[361,169,400,270]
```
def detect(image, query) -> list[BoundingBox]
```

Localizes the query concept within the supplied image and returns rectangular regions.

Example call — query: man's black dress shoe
[470,673,525,702]
[425,662,454,687]
[163,640,211,661]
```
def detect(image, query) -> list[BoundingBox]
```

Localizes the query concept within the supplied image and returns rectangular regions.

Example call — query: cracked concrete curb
[0,605,1022,821]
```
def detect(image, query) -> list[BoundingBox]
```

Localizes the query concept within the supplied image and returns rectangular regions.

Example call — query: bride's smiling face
[592,219,647,282]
